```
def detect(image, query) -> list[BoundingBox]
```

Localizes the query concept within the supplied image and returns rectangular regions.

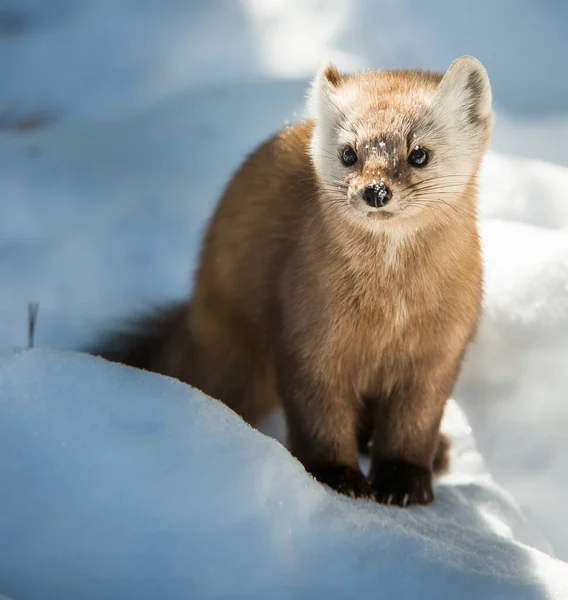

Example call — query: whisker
[410,198,471,221]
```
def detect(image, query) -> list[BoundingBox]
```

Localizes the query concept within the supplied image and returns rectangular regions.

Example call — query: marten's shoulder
[228,120,316,191]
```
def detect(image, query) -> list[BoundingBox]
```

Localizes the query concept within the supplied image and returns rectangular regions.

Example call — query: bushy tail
[89,302,193,378]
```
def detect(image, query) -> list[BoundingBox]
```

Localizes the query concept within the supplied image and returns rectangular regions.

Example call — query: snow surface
[1,0,568,596]
[0,349,567,600]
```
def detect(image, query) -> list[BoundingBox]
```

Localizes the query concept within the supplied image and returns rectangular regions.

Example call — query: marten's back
[192,121,318,331]
[91,121,318,376]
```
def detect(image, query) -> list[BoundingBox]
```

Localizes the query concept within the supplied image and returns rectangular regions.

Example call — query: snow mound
[457,217,568,559]
[0,348,566,600]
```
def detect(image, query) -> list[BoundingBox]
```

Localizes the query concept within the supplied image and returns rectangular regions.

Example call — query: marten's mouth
[366,210,393,220]
[349,197,395,220]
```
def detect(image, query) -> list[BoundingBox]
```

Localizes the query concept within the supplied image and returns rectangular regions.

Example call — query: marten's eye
[341,146,358,167]
[408,146,429,168]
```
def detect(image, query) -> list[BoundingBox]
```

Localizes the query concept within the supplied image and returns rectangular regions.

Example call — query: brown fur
[95,61,491,505]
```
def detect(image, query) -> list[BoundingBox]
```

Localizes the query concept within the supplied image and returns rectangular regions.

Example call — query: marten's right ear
[307,63,343,122]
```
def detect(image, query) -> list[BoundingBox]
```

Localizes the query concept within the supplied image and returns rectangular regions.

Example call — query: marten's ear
[435,56,492,129]
[307,63,343,121]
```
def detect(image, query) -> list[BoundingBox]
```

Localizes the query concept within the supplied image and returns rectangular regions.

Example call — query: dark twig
[28,302,39,348]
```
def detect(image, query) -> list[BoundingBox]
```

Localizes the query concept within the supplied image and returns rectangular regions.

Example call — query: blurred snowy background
[1,1,568,598]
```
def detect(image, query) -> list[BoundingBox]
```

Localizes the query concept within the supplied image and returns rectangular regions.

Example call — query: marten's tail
[89,302,193,379]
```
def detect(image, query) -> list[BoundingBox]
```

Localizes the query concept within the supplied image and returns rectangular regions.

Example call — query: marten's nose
[362,183,392,208]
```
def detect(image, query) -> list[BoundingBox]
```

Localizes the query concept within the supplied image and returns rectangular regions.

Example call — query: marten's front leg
[370,366,455,506]
[276,352,373,499]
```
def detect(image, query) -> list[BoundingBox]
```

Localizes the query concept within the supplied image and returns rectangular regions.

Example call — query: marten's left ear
[436,56,492,128]
[307,63,343,121]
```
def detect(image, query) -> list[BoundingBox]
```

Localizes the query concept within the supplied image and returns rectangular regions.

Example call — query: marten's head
[307,56,493,229]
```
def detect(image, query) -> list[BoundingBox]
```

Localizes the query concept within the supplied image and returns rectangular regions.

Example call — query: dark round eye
[341,146,357,166]
[408,146,429,167]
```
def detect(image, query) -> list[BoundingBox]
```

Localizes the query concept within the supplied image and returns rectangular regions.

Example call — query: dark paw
[433,432,451,474]
[372,461,433,507]
[310,464,374,499]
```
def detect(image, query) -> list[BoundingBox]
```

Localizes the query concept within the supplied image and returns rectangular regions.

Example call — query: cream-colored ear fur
[307,64,346,179]
[306,63,343,121]
[435,56,493,128]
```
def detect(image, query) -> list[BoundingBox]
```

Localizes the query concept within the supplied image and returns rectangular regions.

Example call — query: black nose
[362,183,392,208]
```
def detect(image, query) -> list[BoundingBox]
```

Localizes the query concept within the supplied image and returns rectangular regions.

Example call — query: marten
[93,56,492,506]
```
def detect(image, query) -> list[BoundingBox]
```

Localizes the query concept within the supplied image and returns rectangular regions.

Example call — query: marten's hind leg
[187,303,253,419]
[187,303,274,426]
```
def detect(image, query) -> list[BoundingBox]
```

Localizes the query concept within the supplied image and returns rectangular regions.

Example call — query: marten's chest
[286,224,481,377]
[333,254,443,325]
[314,252,475,366]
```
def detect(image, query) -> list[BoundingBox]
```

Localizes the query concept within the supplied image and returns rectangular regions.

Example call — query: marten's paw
[372,461,433,507]
[311,464,374,499]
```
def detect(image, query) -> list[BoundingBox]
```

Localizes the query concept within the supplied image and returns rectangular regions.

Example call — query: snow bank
[457,215,568,559]
[0,348,566,600]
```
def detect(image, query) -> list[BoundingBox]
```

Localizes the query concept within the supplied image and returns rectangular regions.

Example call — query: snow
[0,349,567,600]
[1,0,568,596]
